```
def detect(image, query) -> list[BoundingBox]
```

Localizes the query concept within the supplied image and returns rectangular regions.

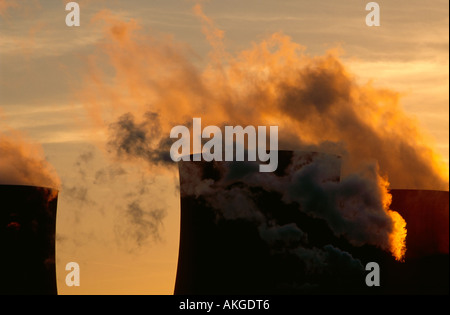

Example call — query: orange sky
[0,0,448,294]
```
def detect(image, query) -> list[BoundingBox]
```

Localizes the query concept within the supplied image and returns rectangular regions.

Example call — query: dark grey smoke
[280,160,393,249]
[94,165,127,185]
[61,146,167,251]
[115,199,166,251]
[62,148,97,207]
[180,151,394,251]
[108,111,174,166]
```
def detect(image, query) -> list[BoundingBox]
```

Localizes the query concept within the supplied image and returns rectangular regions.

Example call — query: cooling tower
[174,151,350,295]
[174,151,449,295]
[386,189,449,294]
[389,189,449,258]
[0,185,58,295]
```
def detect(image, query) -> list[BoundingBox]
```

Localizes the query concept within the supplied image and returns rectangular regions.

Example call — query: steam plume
[76,6,448,259]
[81,8,448,190]
[0,129,60,192]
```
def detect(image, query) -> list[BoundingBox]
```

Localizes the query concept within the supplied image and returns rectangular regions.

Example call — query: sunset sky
[0,0,448,294]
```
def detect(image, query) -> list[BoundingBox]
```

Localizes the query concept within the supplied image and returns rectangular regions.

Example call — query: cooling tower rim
[0,183,59,192]
[180,150,342,160]
[389,188,449,193]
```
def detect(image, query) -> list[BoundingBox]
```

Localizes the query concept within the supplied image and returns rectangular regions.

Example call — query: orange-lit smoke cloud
[0,128,60,192]
[378,173,407,261]
[77,7,449,260]
[81,8,448,190]
[0,0,60,201]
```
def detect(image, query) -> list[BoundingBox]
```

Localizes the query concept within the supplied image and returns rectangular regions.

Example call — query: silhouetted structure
[387,189,449,294]
[174,151,449,295]
[0,185,58,295]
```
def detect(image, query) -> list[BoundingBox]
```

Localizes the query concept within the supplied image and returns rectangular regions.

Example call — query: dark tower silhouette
[174,151,449,295]
[389,189,449,259]
[0,185,58,295]
[174,151,355,295]
[387,189,449,294]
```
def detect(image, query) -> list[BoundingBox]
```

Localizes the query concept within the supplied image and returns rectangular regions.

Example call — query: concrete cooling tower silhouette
[0,185,58,295]
[174,151,449,295]
[386,189,449,294]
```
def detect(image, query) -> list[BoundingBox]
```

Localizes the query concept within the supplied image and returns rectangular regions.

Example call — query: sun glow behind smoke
[379,174,407,261]
[388,209,407,261]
